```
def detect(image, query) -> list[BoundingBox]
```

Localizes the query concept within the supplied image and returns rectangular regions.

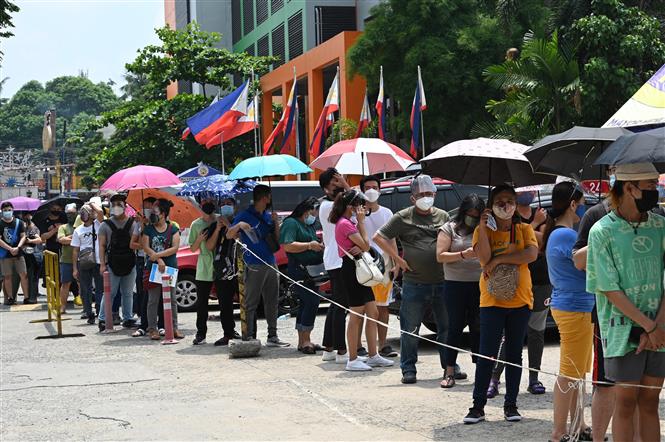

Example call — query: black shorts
[532,284,551,312]
[593,320,615,387]
[340,256,375,308]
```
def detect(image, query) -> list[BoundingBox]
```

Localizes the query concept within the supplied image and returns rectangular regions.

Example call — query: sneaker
[80,313,89,319]
[74,295,83,306]
[265,336,290,347]
[454,364,468,380]
[335,353,349,364]
[463,407,485,424]
[232,331,241,339]
[112,314,121,326]
[322,350,336,362]
[504,405,522,422]
[379,345,398,358]
[401,372,417,384]
[121,320,136,329]
[487,379,500,399]
[23,299,37,305]
[345,358,372,371]
[357,346,369,357]
[159,328,166,336]
[366,354,395,367]
[98,320,106,332]
[86,316,95,325]
[214,336,231,346]
[192,335,206,345]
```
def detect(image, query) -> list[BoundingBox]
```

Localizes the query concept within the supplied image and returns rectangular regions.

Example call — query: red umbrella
[309,138,415,175]
[100,165,182,191]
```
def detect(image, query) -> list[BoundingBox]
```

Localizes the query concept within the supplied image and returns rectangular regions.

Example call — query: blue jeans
[79,264,103,318]
[399,280,448,375]
[472,305,530,410]
[288,262,320,332]
[99,267,136,322]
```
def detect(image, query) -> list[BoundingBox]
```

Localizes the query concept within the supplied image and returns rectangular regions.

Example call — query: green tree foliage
[71,22,274,185]
[475,32,581,144]
[0,0,19,60]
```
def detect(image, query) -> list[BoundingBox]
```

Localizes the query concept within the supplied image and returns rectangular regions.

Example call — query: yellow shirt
[472,222,537,309]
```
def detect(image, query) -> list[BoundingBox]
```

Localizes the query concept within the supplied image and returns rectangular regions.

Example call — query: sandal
[301,345,316,355]
[440,374,455,388]
[578,427,606,441]
[547,436,570,442]
[527,380,546,395]
[132,329,146,337]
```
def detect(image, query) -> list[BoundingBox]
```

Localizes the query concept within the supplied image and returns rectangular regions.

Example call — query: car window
[236,186,324,212]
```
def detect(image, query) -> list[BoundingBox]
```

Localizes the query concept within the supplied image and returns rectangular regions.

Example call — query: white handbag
[339,246,385,287]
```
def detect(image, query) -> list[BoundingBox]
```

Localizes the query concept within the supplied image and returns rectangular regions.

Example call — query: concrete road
[1,303,664,441]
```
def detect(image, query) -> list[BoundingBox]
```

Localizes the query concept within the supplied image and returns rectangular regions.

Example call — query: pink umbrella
[1,196,41,211]
[309,138,416,175]
[100,165,182,191]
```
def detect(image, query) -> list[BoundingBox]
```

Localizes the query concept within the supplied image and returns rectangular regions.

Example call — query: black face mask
[201,202,215,215]
[66,213,77,224]
[634,189,660,213]
[149,213,159,224]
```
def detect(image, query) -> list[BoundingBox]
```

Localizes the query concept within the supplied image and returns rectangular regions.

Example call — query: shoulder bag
[486,223,524,302]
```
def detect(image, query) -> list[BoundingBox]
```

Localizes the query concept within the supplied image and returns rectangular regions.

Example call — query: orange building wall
[164,0,178,99]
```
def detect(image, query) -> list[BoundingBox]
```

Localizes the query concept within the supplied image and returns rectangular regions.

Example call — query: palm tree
[0,76,9,107]
[473,31,580,144]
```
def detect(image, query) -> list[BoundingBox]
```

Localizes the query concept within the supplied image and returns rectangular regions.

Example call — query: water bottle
[277,313,290,321]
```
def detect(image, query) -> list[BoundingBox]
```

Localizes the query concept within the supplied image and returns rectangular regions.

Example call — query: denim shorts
[60,263,74,283]
[605,350,665,382]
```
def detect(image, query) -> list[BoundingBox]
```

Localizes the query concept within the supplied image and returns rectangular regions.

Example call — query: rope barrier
[235,239,665,392]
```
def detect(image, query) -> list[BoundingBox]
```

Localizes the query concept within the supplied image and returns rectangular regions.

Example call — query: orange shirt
[472,223,537,309]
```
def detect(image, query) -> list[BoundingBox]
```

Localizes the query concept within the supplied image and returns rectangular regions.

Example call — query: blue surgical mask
[516,192,535,206]
[609,174,616,189]
[575,204,587,219]
[220,205,234,217]
[2,210,12,220]
[305,214,316,225]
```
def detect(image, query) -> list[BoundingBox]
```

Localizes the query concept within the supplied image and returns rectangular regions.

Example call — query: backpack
[105,218,136,276]
[209,222,237,280]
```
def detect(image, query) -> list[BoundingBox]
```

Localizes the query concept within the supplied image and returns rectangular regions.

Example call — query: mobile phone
[487,214,497,231]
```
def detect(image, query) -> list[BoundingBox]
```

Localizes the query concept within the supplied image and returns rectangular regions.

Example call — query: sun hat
[613,163,659,181]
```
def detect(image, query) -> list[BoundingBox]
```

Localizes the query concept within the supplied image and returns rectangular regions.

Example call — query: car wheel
[278,274,301,317]
[175,272,198,312]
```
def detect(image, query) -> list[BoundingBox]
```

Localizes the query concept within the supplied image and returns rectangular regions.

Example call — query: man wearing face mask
[130,197,159,337]
[38,202,67,256]
[374,175,450,384]
[97,193,141,330]
[71,203,104,324]
[0,202,29,305]
[56,203,78,313]
[191,197,248,346]
[231,185,289,347]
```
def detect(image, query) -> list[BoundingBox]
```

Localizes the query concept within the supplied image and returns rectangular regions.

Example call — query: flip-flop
[301,345,316,355]
[132,329,146,337]
[440,375,455,388]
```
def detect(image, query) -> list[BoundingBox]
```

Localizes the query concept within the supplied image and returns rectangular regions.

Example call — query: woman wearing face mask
[437,193,485,388]
[279,197,325,354]
[21,212,42,304]
[330,190,394,371]
[141,199,183,341]
[586,163,665,442]
[543,182,594,441]
[464,185,539,425]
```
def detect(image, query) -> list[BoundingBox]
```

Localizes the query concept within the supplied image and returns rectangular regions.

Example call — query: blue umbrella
[228,154,312,180]
[177,174,256,201]
[177,162,224,182]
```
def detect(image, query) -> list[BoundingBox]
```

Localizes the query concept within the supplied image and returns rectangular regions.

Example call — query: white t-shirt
[319,199,342,271]
[71,220,102,264]
[364,206,393,249]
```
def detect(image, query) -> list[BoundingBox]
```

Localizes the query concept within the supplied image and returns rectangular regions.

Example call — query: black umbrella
[37,196,83,211]
[524,126,632,180]
[594,130,665,172]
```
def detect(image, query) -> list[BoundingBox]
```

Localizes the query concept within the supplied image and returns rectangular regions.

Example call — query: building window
[272,24,285,68]
[232,0,241,44]
[288,10,303,59]
[256,0,268,25]
[257,34,269,57]
[243,0,254,35]
[245,43,255,56]
[314,6,357,45]
[271,0,283,14]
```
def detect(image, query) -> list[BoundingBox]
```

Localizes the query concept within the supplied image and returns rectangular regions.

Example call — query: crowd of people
[1,161,663,441]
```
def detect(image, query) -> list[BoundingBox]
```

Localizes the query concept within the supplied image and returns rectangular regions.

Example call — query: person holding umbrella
[586,163,665,442]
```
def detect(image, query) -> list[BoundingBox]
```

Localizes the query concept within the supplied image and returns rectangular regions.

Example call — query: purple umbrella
[2,197,41,211]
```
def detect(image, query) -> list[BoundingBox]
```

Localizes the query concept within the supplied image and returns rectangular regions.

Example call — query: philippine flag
[205,96,259,148]
[356,90,372,138]
[264,75,298,155]
[375,66,386,140]
[410,66,427,159]
[309,69,340,159]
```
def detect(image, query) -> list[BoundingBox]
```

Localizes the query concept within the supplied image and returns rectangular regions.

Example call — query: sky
[1,0,164,99]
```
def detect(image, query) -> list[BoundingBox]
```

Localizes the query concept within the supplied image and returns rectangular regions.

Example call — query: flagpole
[337,66,342,143]
[220,133,225,173]
[251,68,259,157]
[418,65,426,157]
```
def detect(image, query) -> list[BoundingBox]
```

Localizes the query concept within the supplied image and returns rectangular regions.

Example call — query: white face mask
[493,204,516,220]
[143,209,152,218]
[363,188,380,203]
[111,206,124,217]
[415,196,434,211]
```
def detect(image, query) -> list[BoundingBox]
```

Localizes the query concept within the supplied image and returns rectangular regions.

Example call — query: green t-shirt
[57,223,74,264]
[189,217,215,282]
[586,211,665,358]
[279,217,323,266]
[377,206,449,284]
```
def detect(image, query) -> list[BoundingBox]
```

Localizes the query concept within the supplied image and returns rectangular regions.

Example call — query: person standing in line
[279,197,325,354]
[318,168,356,363]
[56,204,78,314]
[98,194,140,329]
[142,199,184,340]
[374,175,450,385]
[231,185,289,347]
[21,211,42,304]
[463,184,538,424]
[586,163,665,442]
[0,202,29,305]
[544,182,594,441]
[71,203,104,325]
[437,194,484,388]
[38,202,66,256]
[359,175,398,358]
[331,189,394,371]
[191,197,247,346]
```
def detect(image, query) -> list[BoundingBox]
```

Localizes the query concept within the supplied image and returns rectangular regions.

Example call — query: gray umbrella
[524,126,632,180]
[420,138,555,192]
[594,129,665,172]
